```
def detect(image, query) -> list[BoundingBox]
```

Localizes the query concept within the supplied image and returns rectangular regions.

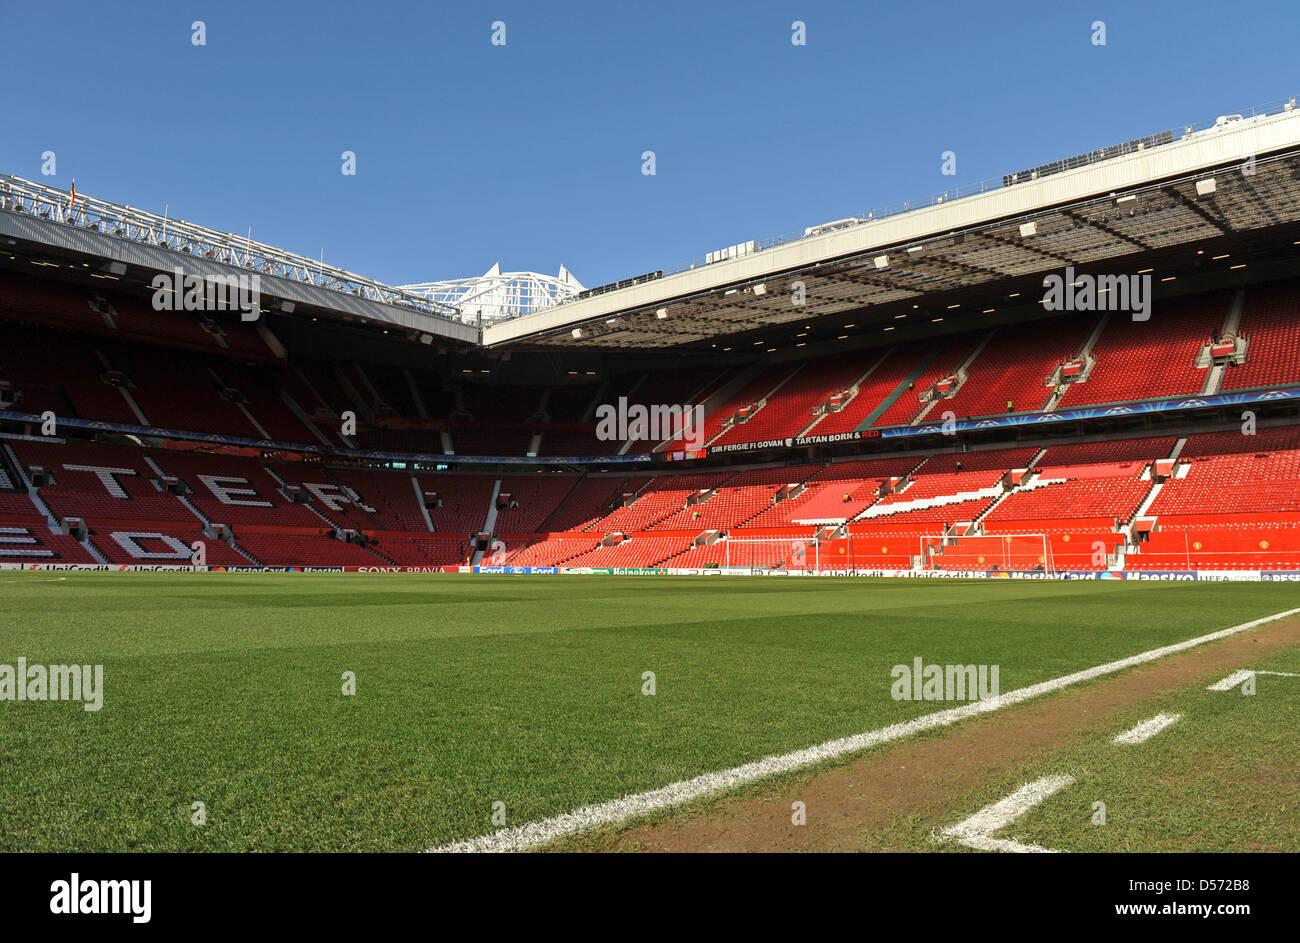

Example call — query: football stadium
[1,4,1298,911]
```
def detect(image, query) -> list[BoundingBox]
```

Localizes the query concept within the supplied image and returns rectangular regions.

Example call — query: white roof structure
[483,97,1300,348]
[401,264,584,326]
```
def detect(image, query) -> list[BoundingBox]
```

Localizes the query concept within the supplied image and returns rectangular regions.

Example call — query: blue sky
[5,1,1297,290]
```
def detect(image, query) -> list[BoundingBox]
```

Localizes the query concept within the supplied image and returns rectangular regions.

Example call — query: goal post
[722,537,822,573]
[924,532,1053,575]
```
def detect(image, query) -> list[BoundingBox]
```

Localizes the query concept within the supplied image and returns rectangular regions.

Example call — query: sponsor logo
[796,431,864,446]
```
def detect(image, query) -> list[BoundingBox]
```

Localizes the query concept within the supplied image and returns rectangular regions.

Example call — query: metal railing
[0,174,461,322]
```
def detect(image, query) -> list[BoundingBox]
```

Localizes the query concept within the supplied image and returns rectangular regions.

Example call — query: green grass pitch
[953,646,1300,853]
[0,572,1296,851]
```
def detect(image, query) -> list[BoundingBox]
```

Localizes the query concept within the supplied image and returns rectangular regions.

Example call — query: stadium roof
[484,97,1300,351]
[0,173,477,345]
[4,96,1300,358]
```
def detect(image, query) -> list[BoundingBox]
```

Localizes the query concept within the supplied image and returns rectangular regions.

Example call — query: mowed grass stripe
[1,573,1297,851]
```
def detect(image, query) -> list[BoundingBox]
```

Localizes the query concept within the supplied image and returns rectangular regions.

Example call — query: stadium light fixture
[873,255,889,269]
[1018,221,1037,238]
[655,308,668,319]
[752,283,767,295]
[1195,178,1217,197]
[906,246,923,257]
[571,328,583,338]
[1113,194,1137,206]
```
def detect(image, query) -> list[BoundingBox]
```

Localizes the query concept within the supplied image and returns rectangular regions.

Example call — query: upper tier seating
[871,337,983,427]
[940,316,1094,417]
[710,354,869,446]
[1220,282,1300,391]
[809,344,928,436]
[697,366,802,446]
[1058,293,1229,407]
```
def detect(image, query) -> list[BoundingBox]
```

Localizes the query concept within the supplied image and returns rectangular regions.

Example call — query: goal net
[922,532,1053,574]
[722,537,823,573]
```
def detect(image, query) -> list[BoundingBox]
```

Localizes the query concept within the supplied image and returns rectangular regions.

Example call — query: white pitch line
[428,604,1300,853]
[1113,712,1181,744]
[1206,668,1300,691]
[939,774,1074,853]
[1207,669,1254,691]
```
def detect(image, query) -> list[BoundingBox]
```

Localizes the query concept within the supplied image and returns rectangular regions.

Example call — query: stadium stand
[2,264,1297,574]
[1058,293,1229,407]
[1221,282,1300,391]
